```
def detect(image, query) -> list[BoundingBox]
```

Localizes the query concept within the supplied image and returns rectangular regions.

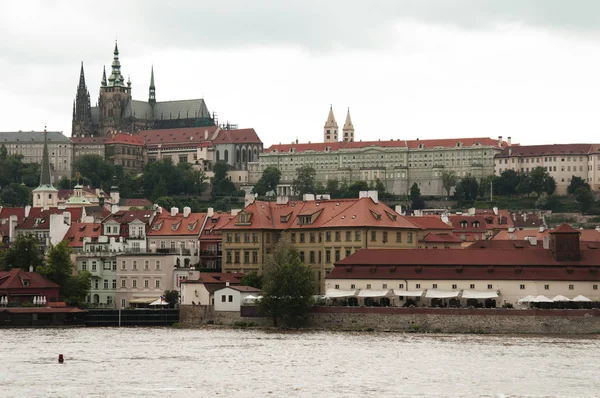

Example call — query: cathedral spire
[78,62,86,90]
[149,66,156,105]
[323,105,339,143]
[72,62,93,137]
[342,107,354,142]
[32,127,58,209]
[108,40,125,87]
[39,128,53,187]
[101,65,107,86]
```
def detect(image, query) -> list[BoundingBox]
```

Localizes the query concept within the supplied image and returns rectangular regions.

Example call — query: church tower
[149,66,156,105]
[32,129,58,209]
[342,108,354,142]
[71,62,93,137]
[98,41,132,137]
[324,106,338,143]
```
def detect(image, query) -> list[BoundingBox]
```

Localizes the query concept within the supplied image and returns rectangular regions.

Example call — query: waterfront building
[327,223,600,306]
[220,191,422,292]
[101,209,155,253]
[250,109,507,196]
[180,272,243,305]
[0,268,60,305]
[16,208,82,252]
[494,143,600,195]
[72,43,214,137]
[213,285,261,312]
[198,209,232,271]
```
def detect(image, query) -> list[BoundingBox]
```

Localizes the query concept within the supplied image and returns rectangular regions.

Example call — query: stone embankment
[179,305,600,334]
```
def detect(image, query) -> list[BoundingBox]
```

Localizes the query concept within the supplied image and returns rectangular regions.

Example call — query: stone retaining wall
[179,305,600,334]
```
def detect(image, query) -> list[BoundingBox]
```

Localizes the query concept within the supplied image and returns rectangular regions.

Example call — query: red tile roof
[466,240,542,250]
[120,198,152,207]
[105,133,143,146]
[212,128,262,144]
[448,215,488,232]
[138,127,218,147]
[405,216,452,231]
[148,211,206,237]
[17,208,83,230]
[420,233,462,243]
[70,137,106,145]
[495,144,598,158]
[63,223,102,248]
[183,272,245,284]
[226,285,261,293]
[551,223,581,234]
[220,198,420,231]
[0,268,60,290]
[493,228,600,243]
[103,210,154,225]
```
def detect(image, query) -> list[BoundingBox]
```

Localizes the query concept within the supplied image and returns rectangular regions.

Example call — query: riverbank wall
[180,305,600,334]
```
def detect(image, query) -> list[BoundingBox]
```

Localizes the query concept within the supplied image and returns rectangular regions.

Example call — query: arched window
[242,148,247,163]
[216,150,220,162]
[224,150,229,162]
[236,149,240,163]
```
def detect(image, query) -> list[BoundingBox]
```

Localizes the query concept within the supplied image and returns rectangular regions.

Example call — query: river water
[1,328,598,398]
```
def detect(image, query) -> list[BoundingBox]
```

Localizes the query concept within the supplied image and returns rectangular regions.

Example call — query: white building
[214,285,261,312]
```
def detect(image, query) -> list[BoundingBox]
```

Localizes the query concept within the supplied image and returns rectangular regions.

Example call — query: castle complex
[72,42,213,137]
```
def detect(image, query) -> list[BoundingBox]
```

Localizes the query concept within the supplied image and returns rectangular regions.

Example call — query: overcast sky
[2,0,600,147]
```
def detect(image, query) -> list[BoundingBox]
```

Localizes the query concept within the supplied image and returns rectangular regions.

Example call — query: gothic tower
[98,41,132,137]
[324,105,338,143]
[342,107,354,142]
[72,62,93,137]
[149,66,156,105]
[32,129,58,209]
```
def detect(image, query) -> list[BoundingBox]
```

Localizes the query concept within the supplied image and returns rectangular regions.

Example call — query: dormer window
[473,221,480,228]
[171,222,181,232]
[22,279,30,287]
[280,212,292,223]
[297,215,312,225]
[152,222,162,231]
[460,221,468,228]
[188,221,198,231]
[370,210,382,221]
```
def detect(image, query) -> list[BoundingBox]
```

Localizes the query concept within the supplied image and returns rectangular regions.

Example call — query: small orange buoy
[58,354,64,364]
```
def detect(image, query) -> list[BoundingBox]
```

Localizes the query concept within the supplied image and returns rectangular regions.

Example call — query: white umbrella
[532,295,553,303]
[149,297,169,306]
[1,296,5,305]
[42,296,47,306]
[572,295,592,302]
[518,295,535,303]
[33,296,38,305]
[551,295,571,302]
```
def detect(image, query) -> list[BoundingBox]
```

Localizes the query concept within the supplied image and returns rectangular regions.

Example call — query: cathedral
[72,42,214,137]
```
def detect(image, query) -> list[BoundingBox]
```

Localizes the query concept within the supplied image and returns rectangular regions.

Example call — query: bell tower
[98,41,132,137]
[342,107,354,142]
[324,105,338,143]
[32,129,58,209]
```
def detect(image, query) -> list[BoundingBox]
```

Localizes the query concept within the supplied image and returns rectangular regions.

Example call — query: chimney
[524,213,527,222]
[207,207,214,217]
[244,193,256,207]
[529,237,537,246]
[492,207,498,215]
[508,148,512,156]
[542,235,549,250]
[507,137,512,146]
[226,281,230,287]
[8,215,17,243]
[25,205,31,218]
[302,194,315,201]
[395,205,403,215]
[276,196,289,205]
[29,265,33,272]
[368,190,379,204]
[498,136,502,148]
[170,207,179,217]
[183,207,191,218]
[204,129,208,140]
[540,225,545,233]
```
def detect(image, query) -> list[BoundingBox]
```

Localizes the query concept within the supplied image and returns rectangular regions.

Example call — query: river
[1,328,598,397]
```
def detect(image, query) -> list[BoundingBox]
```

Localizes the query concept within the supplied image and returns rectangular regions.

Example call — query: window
[234,251,240,263]
[121,279,126,288]
[144,279,149,288]
[155,280,160,288]
[382,284,387,289]
[81,261,87,271]
[144,261,149,270]
[355,231,361,241]
[309,232,316,243]
[569,284,574,290]
[326,250,331,263]
[398,283,404,289]
[228,295,233,302]
[326,232,331,242]
[415,284,421,289]
[593,285,598,290]
[226,251,232,263]
[121,261,126,270]
[235,233,240,243]
[252,251,258,264]
[104,280,109,290]
[407,232,413,243]
[299,251,305,263]
[351,284,356,289]
[310,251,315,263]
[487,284,493,289]
[335,250,340,262]
[252,233,258,243]
[290,232,296,243]
[112,279,117,289]
[345,231,351,242]
[244,251,250,263]
[226,233,232,243]
[452,284,457,289]
[432,284,438,288]
[92,261,97,271]
[335,231,341,242]
[371,231,376,242]
[133,261,137,270]
[221,295,226,302]
[155,261,161,270]
[335,284,339,289]
[382,232,388,243]
[366,284,371,289]
[469,284,475,289]
[396,232,401,243]
[132,280,137,288]
[244,233,250,243]
[520,284,525,290]
[544,284,549,290]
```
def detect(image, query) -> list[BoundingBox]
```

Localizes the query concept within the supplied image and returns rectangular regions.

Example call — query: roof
[264,137,505,154]
[212,128,262,144]
[0,207,26,220]
[0,131,70,143]
[105,133,143,146]
[420,233,462,243]
[222,285,261,293]
[495,144,598,158]
[334,247,600,267]
[551,223,581,234]
[0,268,60,290]
[493,228,600,244]
[63,222,102,248]
[405,216,452,231]
[103,210,154,225]
[138,126,218,147]
[448,215,488,232]
[1,307,86,314]
[119,198,152,207]
[148,211,206,237]
[510,212,542,229]
[220,198,420,231]
[466,240,542,250]
[71,136,106,145]
[17,208,83,230]
[153,99,211,120]
[200,212,235,239]
[197,272,244,284]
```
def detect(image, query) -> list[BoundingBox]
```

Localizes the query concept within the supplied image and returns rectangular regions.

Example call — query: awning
[532,295,553,303]
[325,288,357,298]
[357,289,390,298]
[128,297,158,304]
[518,295,535,303]
[572,295,592,302]
[392,290,423,297]
[551,295,571,302]
[149,298,169,306]
[461,290,499,299]
[426,290,459,299]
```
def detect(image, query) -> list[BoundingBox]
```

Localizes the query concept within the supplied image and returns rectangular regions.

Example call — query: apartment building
[494,144,600,195]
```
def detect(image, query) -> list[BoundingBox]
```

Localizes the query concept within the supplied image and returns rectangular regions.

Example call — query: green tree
[0,234,43,271]
[528,166,556,197]
[568,176,590,195]
[163,290,180,308]
[241,272,263,289]
[575,186,596,213]
[325,179,341,198]
[292,165,317,197]
[37,241,90,306]
[211,161,235,196]
[496,169,520,196]
[456,176,479,201]
[343,180,369,199]
[477,175,496,200]
[252,166,281,196]
[259,239,315,328]
[0,183,31,206]
[73,154,115,189]
[409,183,421,201]
[155,196,177,210]
[441,171,458,199]
[57,176,73,190]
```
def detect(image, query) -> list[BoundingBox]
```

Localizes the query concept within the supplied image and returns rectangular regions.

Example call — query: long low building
[327,223,600,307]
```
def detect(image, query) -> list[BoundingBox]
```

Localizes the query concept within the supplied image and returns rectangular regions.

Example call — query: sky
[2,0,600,147]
